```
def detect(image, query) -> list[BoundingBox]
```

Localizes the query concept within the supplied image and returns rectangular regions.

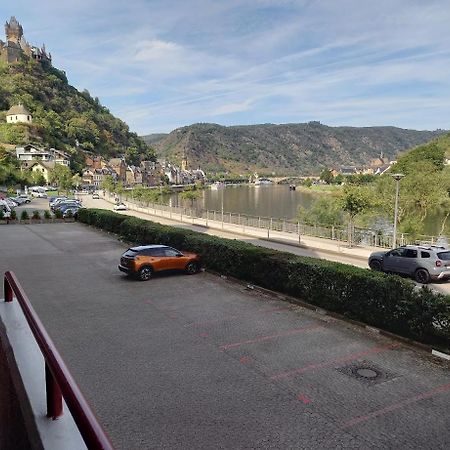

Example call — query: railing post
[45,363,63,419]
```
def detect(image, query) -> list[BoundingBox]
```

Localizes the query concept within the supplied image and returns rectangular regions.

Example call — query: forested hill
[0,58,154,163]
[151,122,446,175]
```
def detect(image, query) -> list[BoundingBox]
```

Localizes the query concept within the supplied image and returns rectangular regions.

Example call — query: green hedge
[78,209,450,348]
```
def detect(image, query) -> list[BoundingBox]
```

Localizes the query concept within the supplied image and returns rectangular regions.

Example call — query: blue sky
[1,0,450,135]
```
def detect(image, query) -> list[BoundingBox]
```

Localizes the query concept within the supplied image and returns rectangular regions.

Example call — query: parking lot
[0,223,449,449]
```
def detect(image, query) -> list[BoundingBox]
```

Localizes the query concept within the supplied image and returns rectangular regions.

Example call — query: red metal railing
[3,271,114,450]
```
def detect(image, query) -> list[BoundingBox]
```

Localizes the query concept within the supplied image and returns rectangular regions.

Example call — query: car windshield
[123,249,139,257]
[437,251,450,261]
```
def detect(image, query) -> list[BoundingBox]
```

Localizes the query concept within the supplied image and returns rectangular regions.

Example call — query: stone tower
[0,17,52,65]
[5,17,23,44]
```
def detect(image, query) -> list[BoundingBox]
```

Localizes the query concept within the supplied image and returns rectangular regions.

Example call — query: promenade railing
[116,193,446,249]
[3,270,114,450]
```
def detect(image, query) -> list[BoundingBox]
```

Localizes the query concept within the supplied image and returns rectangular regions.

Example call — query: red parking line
[270,343,400,380]
[219,324,323,350]
[342,382,450,428]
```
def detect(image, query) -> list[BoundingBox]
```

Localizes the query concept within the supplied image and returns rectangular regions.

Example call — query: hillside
[0,57,154,168]
[141,133,169,146]
[152,122,446,175]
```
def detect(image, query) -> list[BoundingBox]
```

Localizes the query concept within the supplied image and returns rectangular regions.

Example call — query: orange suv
[118,245,201,281]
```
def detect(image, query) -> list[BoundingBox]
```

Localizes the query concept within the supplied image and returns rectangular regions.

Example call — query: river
[168,184,447,237]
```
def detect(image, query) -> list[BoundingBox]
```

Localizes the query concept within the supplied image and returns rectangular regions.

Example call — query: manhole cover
[336,361,397,385]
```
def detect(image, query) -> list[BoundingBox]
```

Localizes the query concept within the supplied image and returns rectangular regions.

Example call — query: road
[0,223,449,449]
[79,194,450,296]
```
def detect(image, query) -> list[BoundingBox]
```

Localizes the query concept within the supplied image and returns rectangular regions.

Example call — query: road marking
[342,382,450,428]
[219,324,323,350]
[270,343,400,380]
[297,393,312,404]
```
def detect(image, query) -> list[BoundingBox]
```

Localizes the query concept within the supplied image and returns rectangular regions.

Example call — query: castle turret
[5,17,23,44]
[0,17,51,66]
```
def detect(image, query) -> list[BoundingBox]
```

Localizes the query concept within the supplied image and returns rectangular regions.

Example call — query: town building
[16,144,70,168]
[6,104,32,124]
[29,160,56,183]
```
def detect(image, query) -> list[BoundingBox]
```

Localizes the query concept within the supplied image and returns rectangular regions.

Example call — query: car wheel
[185,262,199,275]
[414,268,430,284]
[369,259,382,271]
[138,266,153,281]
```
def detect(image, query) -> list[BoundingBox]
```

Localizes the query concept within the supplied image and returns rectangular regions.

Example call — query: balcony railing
[3,270,114,450]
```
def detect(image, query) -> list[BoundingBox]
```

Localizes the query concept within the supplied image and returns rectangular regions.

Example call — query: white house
[6,103,32,124]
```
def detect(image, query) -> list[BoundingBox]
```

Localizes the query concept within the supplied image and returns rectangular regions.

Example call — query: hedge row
[77,208,450,348]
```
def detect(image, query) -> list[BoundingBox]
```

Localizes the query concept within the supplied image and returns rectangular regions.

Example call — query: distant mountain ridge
[146,122,446,175]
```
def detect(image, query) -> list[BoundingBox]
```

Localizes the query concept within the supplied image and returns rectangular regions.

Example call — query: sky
[1,0,450,135]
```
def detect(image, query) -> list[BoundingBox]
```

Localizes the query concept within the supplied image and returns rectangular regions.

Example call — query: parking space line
[219,324,324,350]
[342,382,450,428]
[270,343,401,380]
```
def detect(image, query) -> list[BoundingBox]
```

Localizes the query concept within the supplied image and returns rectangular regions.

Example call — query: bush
[32,210,41,220]
[44,210,51,219]
[54,209,63,219]
[0,210,4,220]
[20,210,29,220]
[10,210,17,220]
[77,209,450,348]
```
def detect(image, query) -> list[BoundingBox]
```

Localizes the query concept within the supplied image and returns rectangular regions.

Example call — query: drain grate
[336,360,397,385]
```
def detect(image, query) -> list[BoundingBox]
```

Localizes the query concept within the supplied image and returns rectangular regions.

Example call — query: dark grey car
[368,245,450,284]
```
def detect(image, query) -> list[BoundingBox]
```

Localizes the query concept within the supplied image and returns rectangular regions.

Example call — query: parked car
[5,198,19,208]
[92,193,100,199]
[114,203,127,211]
[62,207,80,219]
[17,194,31,203]
[118,245,201,281]
[53,201,82,212]
[368,244,450,284]
[51,198,81,211]
[0,201,12,219]
[49,196,67,207]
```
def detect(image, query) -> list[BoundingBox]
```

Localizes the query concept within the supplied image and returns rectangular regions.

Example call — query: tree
[72,173,82,190]
[101,175,115,193]
[125,146,140,166]
[298,195,344,227]
[180,187,201,207]
[49,165,73,192]
[319,169,334,184]
[341,186,373,247]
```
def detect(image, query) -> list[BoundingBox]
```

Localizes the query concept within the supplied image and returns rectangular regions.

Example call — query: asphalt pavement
[0,223,449,449]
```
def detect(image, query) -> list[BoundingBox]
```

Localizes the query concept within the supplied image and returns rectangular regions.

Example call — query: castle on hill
[0,16,51,65]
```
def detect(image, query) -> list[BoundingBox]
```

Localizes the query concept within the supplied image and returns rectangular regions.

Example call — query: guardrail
[114,192,447,249]
[3,270,114,450]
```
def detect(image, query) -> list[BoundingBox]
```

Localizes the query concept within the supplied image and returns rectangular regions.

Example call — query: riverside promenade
[81,194,450,295]
[85,194,376,264]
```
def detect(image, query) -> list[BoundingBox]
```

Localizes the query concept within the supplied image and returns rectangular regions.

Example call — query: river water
[169,184,446,237]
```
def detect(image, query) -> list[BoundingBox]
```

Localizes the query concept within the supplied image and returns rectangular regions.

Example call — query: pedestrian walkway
[84,193,377,262]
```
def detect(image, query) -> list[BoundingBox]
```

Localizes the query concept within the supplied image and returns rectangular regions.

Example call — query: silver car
[368,245,450,284]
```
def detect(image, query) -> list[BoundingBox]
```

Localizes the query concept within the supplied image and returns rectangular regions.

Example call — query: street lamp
[221,179,224,229]
[391,173,405,248]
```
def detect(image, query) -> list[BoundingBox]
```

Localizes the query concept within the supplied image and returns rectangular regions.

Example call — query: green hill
[393,132,450,175]
[0,57,154,168]
[152,122,446,175]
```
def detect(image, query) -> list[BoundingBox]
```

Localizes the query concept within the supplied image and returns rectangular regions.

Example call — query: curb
[210,270,450,361]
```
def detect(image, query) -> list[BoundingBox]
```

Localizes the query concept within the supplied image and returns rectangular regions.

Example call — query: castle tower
[5,17,23,44]
[181,149,188,171]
